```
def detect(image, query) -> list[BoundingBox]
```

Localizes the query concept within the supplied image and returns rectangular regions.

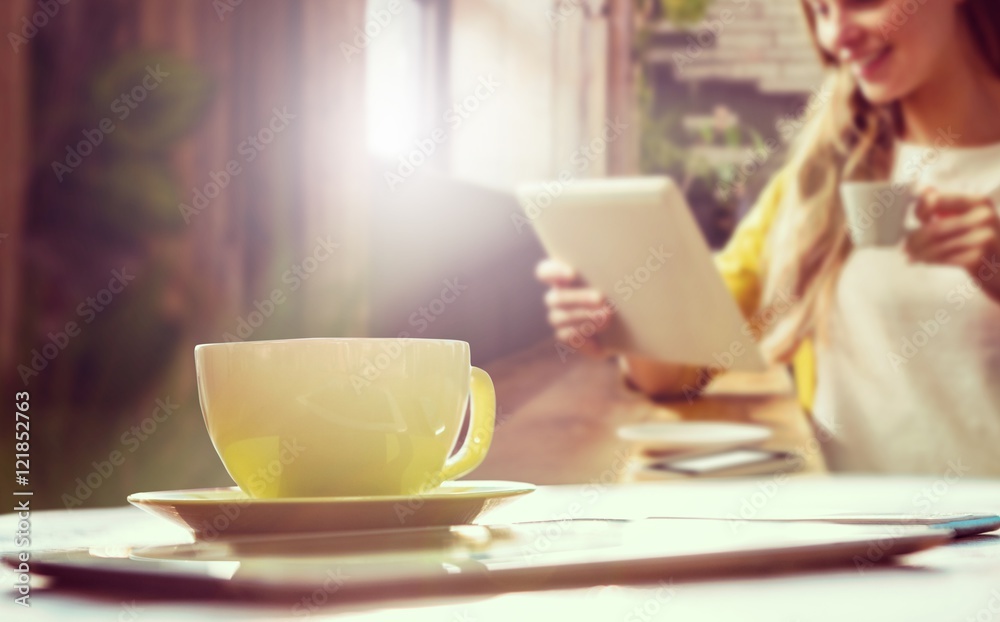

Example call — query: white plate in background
[617,422,772,455]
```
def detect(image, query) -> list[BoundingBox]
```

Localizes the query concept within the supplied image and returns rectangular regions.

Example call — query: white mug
[195,338,496,498]
[840,181,916,247]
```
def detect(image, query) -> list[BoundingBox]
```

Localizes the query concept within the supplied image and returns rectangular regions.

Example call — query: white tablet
[517,176,766,372]
[11,520,950,600]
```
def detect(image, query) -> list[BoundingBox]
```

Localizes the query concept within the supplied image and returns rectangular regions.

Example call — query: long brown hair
[758,0,1000,362]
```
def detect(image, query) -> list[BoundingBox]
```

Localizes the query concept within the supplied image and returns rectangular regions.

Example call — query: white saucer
[127,481,535,539]
[617,422,772,455]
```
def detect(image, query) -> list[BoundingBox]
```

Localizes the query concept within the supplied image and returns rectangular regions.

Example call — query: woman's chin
[856,81,903,107]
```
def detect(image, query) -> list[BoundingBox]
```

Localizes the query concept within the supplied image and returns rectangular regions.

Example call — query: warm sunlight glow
[365,0,422,158]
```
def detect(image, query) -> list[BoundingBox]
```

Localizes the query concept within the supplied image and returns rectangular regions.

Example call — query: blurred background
[1,0,824,508]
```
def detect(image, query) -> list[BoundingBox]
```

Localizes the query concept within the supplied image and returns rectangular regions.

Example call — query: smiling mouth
[849,47,892,79]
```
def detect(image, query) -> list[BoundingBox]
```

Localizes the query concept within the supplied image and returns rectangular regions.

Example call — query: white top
[813,140,1000,475]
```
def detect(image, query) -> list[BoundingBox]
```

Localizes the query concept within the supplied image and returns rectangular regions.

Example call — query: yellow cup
[194,338,495,498]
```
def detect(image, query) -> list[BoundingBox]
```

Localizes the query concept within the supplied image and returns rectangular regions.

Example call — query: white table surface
[3,475,1000,621]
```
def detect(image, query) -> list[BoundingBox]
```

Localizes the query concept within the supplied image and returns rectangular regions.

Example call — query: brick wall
[648,0,825,95]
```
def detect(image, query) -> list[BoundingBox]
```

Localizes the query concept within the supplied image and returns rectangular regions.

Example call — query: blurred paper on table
[518,177,765,371]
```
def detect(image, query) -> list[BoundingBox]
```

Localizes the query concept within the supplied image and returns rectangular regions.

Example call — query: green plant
[634,0,714,27]
[690,114,767,198]
[660,0,713,25]
[636,76,686,178]
[90,53,212,152]
[20,50,215,507]
[638,77,765,197]
[632,0,780,194]
[88,52,213,235]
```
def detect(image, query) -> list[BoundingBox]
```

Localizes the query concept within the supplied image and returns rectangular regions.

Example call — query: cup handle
[438,366,495,482]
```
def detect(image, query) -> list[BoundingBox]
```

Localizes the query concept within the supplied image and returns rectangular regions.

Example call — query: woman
[538,0,1000,475]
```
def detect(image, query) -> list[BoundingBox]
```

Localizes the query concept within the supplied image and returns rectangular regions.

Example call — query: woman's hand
[536,258,700,397]
[535,258,614,357]
[905,189,1000,302]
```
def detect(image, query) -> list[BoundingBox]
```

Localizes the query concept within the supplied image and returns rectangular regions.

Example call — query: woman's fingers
[544,286,604,309]
[555,327,604,357]
[914,189,981,223]
[549,296,616,359]
[934,247,987,272]
[537,258,612,357]
[912,227,994,265]
[535,258,580,287]
[905,194,1000,294]
[548,305,614,330]
[906,204,994,257]
[535,258,611,356]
